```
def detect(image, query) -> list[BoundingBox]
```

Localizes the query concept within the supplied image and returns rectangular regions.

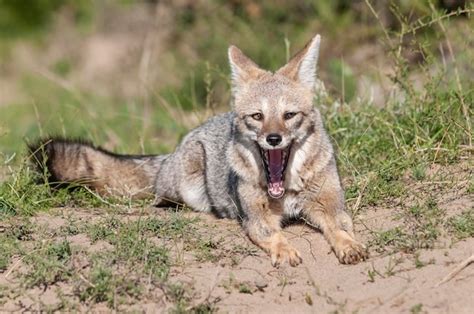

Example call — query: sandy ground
[182,217,474,313]
[1,203,473,313]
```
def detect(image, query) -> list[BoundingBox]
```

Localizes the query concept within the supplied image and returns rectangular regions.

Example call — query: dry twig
[435,254,474,287]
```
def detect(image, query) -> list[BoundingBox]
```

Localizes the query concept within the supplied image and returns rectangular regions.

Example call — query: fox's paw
[335,239,369,265]
[270,241,302,267]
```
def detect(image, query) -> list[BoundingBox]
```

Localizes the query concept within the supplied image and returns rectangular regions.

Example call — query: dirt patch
[206,228,473,313]
[1,203,473,312]
[150,212,474,313]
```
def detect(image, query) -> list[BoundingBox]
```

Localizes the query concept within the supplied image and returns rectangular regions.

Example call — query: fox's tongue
[267,149,285,198]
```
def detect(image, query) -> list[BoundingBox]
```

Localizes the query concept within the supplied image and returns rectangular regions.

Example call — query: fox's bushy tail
[28,138,164,198]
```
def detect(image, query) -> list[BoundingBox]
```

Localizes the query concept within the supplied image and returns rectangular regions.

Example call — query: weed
[468,179,474,194]
[194,237,220,262]
[0,164,116,216]
[372,227,406,252]
[23,239,73,287]
[78,262,142,307]
[410,303,424,314]
[0,233,20,272]
[192,302,219,314]
[87,216,122,242]
[5,220,33,240]
[238,283,252,294]
[167,282,191,314]
[0,166,56,216]
[0,285,8,305]
[447,211,474,239]
[412,165,427,181]
[59,219,85,236]
[87,217,171,282]
[367,269,376,283]
[0,198,16,217]
[413,253,435,269]
[371,198,446,253]
[385,256,404,277]
[221,274,236,294]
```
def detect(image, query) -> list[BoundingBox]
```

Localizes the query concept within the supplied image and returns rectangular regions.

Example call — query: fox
[29,34,368,266]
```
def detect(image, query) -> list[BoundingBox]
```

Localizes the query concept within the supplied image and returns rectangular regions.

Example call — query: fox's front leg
[302,183,368,264]
[239,184,302,267]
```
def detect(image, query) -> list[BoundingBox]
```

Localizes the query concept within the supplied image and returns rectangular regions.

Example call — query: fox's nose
[266,133,282,147]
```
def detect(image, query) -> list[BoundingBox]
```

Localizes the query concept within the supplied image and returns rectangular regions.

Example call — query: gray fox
[30,34,368,266]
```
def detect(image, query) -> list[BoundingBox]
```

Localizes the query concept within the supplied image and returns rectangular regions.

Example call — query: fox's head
[228,35,323,199]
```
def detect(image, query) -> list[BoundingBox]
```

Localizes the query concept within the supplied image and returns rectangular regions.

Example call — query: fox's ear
[277,34,321,91]
[228,45,266,93]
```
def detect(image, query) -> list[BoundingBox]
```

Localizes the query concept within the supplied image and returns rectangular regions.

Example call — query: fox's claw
[335,240,369,264]
[270,243,302,267]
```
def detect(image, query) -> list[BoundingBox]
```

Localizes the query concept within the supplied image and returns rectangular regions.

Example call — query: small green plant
[59,219,84,236]
[167,282,191,314]
[385,256,404,277]
[51,58,72,77]
[23,239,73,287]
[0,234,20,272]
[88,217,172,282]
[371,199,446,253]
[87,216,122,242]
[238,283,252,294]
[192,302,218,314]
[194,237,220,262]
[367,269,376,283]
[411,165,426,181]
[141,214,198,239]
[410,303,423,314]
[78,262,141,307]
[413,253,434,269]
[447,211,474,239]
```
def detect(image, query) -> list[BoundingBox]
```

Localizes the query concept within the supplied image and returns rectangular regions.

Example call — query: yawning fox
[30,34,368,266]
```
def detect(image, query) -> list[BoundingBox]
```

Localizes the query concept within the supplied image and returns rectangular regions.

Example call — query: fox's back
[156,112,239,217]
[187,112,239,217]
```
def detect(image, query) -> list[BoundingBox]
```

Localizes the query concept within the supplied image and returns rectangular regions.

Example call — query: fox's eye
[284,112,297,120]
[251,113,263,121]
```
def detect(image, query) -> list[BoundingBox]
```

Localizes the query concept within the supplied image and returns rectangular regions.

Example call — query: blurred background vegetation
[0,0,472,157]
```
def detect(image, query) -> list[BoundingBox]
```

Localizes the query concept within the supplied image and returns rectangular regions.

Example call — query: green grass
[0,209,211,310]
[23,239,74,288]
[448,211,474,240]
[0,77,184,156]
[87,216,122,242]
[410,303,424,314]
[0,166,119,216]
[0,233,20,272]
[370,198,449,253]
[326,86,471,208]
[77,258,143,306]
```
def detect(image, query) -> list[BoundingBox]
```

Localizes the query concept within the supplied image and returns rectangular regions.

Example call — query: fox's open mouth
[259,145,291,199]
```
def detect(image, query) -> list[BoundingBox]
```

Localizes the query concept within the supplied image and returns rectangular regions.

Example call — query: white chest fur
[286,142,310,192]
